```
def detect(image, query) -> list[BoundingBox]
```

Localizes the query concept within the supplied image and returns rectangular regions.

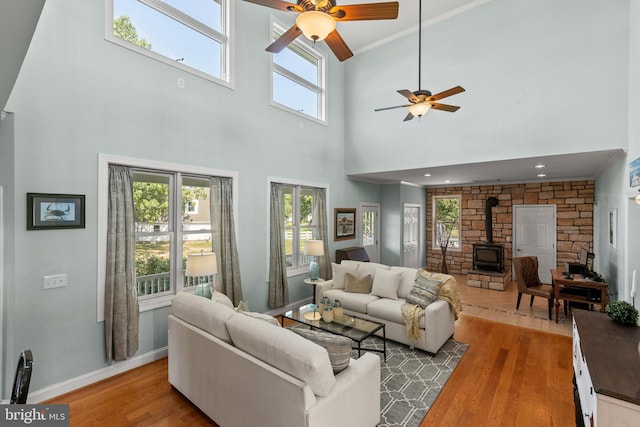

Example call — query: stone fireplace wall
[426,180,595,274]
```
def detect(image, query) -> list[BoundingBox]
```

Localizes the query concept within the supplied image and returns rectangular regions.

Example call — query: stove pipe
[485,197,499,243]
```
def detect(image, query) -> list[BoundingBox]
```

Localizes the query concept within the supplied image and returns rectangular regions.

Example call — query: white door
[513,205,557,283]
[403,204,420,268]
[360,203,380,263]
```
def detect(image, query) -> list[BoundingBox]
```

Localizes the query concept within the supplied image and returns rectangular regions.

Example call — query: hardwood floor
[46,315,575,426]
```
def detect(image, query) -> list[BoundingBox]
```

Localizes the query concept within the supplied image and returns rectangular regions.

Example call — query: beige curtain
[105,165,139,362]
[210,176,243,305]
[312,187,332,280]
[268,183,289,308]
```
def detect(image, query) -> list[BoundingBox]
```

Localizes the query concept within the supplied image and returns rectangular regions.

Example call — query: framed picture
[334,208,356,241]
[27,193,85,230]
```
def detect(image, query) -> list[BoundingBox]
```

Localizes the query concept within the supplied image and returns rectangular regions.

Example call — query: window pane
[362,211,375,246]
[273,72,319,118]
[181,178,211,231]
[273,42,319,84]
[113,0,222,78]
[135,234,172,296]
[435,197,461,248]
[182,232,213,287]
[163,0,222,32]
[134,173,172,297]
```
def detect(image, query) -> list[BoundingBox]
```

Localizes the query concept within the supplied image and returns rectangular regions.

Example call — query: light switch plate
[43,273,67,289]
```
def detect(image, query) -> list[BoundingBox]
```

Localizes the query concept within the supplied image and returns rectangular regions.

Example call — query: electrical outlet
[43,273,67,289]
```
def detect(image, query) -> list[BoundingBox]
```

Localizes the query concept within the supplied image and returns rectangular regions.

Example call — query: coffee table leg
[383,326,387,362]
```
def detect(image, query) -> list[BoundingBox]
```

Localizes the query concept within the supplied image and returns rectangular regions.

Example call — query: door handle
[516,248,523,252]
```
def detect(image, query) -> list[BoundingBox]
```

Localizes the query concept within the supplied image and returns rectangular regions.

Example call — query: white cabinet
[572,311,640,427]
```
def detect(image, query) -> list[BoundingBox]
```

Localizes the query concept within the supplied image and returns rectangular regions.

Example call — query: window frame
[104,0,234,88]
[432,195,462,252]
[269,16,327,124]
[97,154,238,321]
[267,177,329,278]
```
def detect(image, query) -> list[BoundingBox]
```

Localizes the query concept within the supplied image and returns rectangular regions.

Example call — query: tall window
[433,195,461,250]
[281,185,316,272]
[133,172,212,300]
[106,0,231,84]
[270,20,326,122]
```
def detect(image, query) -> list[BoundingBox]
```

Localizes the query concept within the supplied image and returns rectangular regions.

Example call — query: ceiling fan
[375,0,464,121]
[243,0,399,62]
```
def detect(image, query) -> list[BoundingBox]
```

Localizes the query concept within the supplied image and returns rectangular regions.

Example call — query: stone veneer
[426,181,595,285]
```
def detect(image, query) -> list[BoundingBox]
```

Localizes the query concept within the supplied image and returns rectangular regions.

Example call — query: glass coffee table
[283,304,386,361]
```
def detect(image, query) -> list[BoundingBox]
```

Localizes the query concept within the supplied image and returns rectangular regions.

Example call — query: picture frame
[27,193,85,230]
[334,208,356,241]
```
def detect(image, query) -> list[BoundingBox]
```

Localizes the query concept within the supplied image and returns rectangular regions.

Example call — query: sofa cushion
[324,289,379,313]
[371,268,402,300]
[367,298,426,328]
[211,290,234,309]
[226,314,336,397]
[331,262,359,289]
[289,327,351,373]
[171,292,237,343]
[346,261,390,280]
[406,270,444,308]
[240,311,280,326]
[344,273,373,294]
[390,266,419,299]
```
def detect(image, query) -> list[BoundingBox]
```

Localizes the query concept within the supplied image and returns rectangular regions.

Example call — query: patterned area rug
[353,338,468,427]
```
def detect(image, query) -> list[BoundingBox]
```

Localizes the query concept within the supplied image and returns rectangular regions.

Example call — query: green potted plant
[605,301,639,326]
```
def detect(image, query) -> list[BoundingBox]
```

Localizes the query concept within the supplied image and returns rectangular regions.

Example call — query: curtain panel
[268,183,289,308]
[312,187,331,280]
[210,177,243,306]
[105,165,139,362]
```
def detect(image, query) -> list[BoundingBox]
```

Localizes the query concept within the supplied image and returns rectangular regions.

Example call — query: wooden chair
[513,256,554,320]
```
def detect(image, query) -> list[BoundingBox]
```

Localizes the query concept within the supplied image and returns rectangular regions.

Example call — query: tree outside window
[433,196,461,250]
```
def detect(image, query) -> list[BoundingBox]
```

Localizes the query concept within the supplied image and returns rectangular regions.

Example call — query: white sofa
[168,292,381,427]
[316,260,458,355]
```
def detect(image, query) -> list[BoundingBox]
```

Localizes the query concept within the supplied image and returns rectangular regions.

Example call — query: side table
[303,278,325,304]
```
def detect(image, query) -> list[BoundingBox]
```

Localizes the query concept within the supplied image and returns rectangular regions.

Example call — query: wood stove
[473,243,504,272]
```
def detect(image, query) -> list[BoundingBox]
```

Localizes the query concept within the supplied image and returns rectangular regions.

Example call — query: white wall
[344,0,629,175]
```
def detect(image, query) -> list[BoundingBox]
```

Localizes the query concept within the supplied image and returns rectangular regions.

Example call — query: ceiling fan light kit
[243,0,399,62]
[296,10,336,41]
[375,0,464,121]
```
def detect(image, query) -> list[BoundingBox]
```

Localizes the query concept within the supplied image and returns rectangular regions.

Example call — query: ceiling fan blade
[403,112,415,121]
[242,0,301,12]
[324,30,353,62]
[331,2,399,21]
[429,86,465,101]
[397,89,420,104]
[431,102,461,112]
[374,104,412,112]
[266,25,302,53]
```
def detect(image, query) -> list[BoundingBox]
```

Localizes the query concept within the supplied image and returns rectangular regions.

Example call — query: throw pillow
[210,290,234,309]
[406,269,444,308]
[344,273,373,294]
[331,262,359,289]
[370,268,402,300]
[235,300,250,312]
[289,327,351,373]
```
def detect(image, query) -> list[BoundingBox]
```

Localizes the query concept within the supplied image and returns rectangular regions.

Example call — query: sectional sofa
[315,260,459,355]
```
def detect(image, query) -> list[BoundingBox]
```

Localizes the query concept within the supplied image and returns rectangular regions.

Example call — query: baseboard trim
[26,347,168,403]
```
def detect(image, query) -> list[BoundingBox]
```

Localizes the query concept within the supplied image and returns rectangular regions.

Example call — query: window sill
[139,294,174,313]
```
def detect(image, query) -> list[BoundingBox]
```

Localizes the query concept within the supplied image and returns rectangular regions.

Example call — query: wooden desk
[550,269,607,323]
